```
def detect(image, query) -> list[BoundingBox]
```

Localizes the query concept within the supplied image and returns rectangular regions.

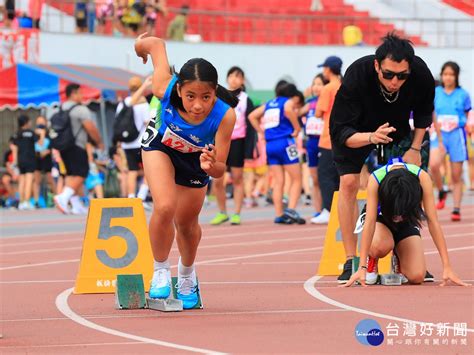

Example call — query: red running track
[0,202,473,354]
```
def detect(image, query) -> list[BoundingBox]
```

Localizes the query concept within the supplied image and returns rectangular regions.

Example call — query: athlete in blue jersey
[344,159,468,287]
[429,62,472,221]
[299,74,327,219]
[249,83,305,224]
[135,33,237,309]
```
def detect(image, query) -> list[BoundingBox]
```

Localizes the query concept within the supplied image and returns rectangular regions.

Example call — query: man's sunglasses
[381,70,410,80]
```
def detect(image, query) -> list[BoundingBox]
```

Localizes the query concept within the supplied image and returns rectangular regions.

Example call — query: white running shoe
[71,203,88,215]
[149,268,172,299]
[54,195,71,214]
[310,209,330,224]
[366,256,379,285]
[176,271,199,309]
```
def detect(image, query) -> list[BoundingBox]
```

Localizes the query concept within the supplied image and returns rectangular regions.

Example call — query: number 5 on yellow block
[74,198,154,294]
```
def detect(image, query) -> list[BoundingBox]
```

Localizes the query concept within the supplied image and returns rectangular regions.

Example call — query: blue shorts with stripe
[266,136,299,166]
[441,127,468,162]
[306,135,320,168]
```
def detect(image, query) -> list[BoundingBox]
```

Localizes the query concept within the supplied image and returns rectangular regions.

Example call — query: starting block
[115,274,147,309]
[115,274,203,312]
[380,273,402,286]
[352,256,402,286]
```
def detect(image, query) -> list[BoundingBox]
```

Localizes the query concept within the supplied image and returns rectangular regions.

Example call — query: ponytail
[216,84,239,108]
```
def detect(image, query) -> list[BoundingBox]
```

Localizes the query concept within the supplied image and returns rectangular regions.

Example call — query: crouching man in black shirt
[329,33,435,283]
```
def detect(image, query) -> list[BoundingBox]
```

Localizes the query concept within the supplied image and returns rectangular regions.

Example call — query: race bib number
[306,116,324,136]
[263,108,280,130]
[141,122,158,148]
[438,114,459,132]
[161,127,202,153]
[285,144,299,161]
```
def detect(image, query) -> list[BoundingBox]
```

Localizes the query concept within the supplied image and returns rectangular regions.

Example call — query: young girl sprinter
[135,33,237,309]
[344,158,469,287]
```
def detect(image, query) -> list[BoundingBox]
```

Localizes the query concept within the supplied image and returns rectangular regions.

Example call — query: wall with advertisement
[0,29,40,70]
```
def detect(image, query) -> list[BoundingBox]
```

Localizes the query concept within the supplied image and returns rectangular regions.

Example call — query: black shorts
[35,154,53,173]
[18,161,36,174]
[333,132,430,176]
[60,145,89,178]
[142,135,209,188]
[226,138,245,168]
[124,148,143,171]
[377,215,421,245]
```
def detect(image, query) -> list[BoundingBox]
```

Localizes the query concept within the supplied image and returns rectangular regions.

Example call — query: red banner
[0,29,40,70]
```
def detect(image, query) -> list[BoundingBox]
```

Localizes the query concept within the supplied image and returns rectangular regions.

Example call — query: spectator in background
[166,5,189,41]
[75,0,89,33]
[12,115,37,210]
[430,61,471,221]
[145,0,168,36]
[210,66,256,226]
[311,56,343,225]
[28,0,44,29]
[122,0,147,36]
[54,83,104,214]
[2,138,20,208]
[97,0,114,34]
[116,76,151,207]
[1,0,15,28]
[33,115,55,208]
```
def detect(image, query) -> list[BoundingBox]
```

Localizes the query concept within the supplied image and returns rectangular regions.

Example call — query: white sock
[70,195,84,209]
[127,193,136,198]
[60,187,74,201]
[137,184,149,201]
[154,259,170,272]
[178,257,195,277]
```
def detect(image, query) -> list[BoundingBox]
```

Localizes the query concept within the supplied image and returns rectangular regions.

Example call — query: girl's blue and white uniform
[263,97,299,165]
[141,75,231,187]
[304,97,323,168]
[433,86,472,162]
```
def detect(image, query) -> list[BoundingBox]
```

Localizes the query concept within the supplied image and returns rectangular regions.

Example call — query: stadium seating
[166,0,426,45]
[46,0,435,45]
[442,0,474,16]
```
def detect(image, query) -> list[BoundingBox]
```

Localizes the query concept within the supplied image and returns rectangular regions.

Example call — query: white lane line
[425,246,474,255]
[304,276,474,333]
[0,234,320,256]
[3,279,304,286]
[55,246,321,353]
[0,341,144,349]
[56,288,226,355]
[2,246,82,256]
[3,308,347,323]
[0,259,79,271]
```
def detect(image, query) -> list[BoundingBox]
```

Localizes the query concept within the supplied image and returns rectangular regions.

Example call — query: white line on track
[0,233,320,256]
[304,245,474,334]
[304,276,474,333]
[55,246,321,354]
[0,341,145,349]
[3,308,347,324]
[0,259,79,271]
[56,288,226,355]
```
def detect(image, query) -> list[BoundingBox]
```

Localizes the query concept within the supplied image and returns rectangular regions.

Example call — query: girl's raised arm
[134,33,173,99]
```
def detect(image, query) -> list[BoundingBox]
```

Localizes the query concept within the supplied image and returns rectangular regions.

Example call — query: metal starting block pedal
[146,297,183,312]
[380,273,402,286]
[115,274,147,309]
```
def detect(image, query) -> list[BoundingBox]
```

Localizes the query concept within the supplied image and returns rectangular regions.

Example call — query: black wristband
[410,146,421,152]
[360,265,367,270]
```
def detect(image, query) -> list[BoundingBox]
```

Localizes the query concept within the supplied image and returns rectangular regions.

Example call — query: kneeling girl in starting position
[344,158,469,287]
